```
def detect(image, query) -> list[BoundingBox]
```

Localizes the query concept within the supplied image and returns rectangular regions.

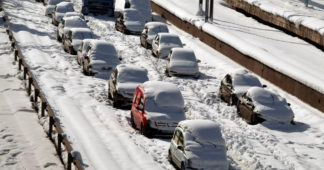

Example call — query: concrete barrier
[151,1,324,113]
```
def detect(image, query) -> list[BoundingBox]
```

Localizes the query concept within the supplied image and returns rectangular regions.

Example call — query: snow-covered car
[63,28,94,55]
[83,40,120,75]
[77,39,94,65]
[152,33,183,59]
[57,16,88,42]
[166,48,200,78]
[124,0,152,22]
[237,87,295,124]
[108,64,149,108]
[44,0,66,16]
[140,22,169,49]
[52,2,74,26]
[130,81,186,137]
[220,69,263,106]
[168,120,228,170]
[115,9,145,35]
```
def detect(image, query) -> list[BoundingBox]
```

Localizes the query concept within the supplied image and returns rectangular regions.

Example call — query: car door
[140,28,148,45]
[133,92,145,128]
[238,93,254,123]
[173,130,185,167]
[152,35,159,54]
[221,74,233,102]
[109,69,118,97]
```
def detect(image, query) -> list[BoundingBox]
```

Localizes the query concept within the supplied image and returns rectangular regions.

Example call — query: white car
[115,9,145,35]
[83,40,120,75]
[52,2,74,26]
[44,0,66,16]
[152,33,183,59]
[108,64,149,108]
[166,48,199,78]
[126,0,152,22]
[220,69,263,105]
[140,22,169,49]
[63,28,94,54]
[169,120,228,170]
[77,39,94,65]
[237,87,295,124]
[57,16,88,42]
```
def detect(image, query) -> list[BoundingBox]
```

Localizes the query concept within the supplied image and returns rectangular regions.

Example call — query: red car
[130,81,186,137]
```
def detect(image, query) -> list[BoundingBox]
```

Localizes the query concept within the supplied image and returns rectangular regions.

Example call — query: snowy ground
[0,17,63,170]
[2,0,324,169]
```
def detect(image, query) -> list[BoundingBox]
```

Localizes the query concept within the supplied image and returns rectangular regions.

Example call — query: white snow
[2,0,324,169]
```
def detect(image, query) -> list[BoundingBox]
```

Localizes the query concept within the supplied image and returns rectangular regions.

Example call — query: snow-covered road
[0,17,63,170]
[2,0,324,169]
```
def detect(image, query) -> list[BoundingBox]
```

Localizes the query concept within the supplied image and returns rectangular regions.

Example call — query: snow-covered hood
[169,60,198,75]
[125,21,145,33]
[45,5,55,15]
[185,143,228,170]
[116,82,139,98]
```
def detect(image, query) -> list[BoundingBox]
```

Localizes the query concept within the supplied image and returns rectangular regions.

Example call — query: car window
[173,130,179,144]
[225,75,232,85]
[177,131,184,148]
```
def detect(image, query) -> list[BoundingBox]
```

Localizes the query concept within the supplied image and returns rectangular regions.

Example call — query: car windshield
[65,19,87,28]
[172,50,196,62]
[148,26,168,36]
[117,70,148,84]
[72,31,93,40]
[124,10,143,22]
[56,4,73,13]
[160,36,182,46]
[48,0,64,5]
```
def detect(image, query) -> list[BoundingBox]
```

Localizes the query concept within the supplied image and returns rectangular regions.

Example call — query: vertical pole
[27,77,32,95]
[57,134,62,158]
[34,89,39,103]
[41,102,47,117]
[210,0,214,22]
[49,116,53,140]
[67,153,73,170]
[18,59,22,70]
[205,0,209,22]
[23,67,27,80]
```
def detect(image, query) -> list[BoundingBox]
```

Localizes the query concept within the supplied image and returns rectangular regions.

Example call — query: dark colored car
[108,64,149,108]
[220,69,262,105]
[115,9,145,35]
[237,87,295,125]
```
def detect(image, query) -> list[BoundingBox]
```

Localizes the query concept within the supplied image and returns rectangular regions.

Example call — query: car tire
[57,33,61,42]
[140,123,152,138]
[181,163,186,170]
[130,112,136,128]
[250,114,257,124]
[83,59,90,76]
[167,150,172,163]
[108,88,113,99]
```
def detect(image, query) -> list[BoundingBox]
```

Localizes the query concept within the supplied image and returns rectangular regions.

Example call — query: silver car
[152,33,183,59]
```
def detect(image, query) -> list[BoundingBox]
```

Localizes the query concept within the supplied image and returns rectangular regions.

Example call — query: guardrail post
[209,0,214,22]
[23,67,27,80]
[67,153,73,170]
[18,59,22,70]
[27,77,32,95]
[34,89,39,103]
[205,0,209,22]
[41,102,47,117]
[49,116,54,140]
[57,134,62,158]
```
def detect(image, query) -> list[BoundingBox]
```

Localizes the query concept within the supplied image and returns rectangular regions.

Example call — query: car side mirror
[287,103,291,107]
[196,59,201,63]
[177,145,184,151]
[85,19,89,23]
[182,43,186,46]
[262,84,267,88]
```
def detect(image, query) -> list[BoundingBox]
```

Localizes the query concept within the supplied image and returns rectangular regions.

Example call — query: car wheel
[83,59,90,76]
[140,124,152,138]
[112,95,120,108]
[236,102,241,116]
[250,114,257,124]
[181,163,186,170]
[108,88,113,99]
[229,95,233,106]
[167,150,172,163]
[57,33,61,42]
[130,112,136,128]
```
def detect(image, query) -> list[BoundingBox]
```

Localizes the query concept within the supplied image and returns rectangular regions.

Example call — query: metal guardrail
[2,15,84,170]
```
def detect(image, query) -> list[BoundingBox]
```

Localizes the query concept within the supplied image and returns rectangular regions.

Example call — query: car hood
[185,143,228,169]
[255,105,294,124]
[116,82,139,98]
[125,21,145,32]
[169,60,198,75]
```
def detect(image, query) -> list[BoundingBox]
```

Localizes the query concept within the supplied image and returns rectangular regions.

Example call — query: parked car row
[39,1,295,169]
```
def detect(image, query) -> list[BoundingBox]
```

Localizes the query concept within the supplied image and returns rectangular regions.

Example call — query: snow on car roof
[143,81,184,108]
[64,12,83,19]
[229,69,262,96]
[124,9,144,22]
[90,40,117,55]
[145,22,168,29]
[64,17,87,28]
[247,87,285,105]
[56,2,74,13]
[116,64,148,83]
[170,48,196,61]
[179,120,224,144]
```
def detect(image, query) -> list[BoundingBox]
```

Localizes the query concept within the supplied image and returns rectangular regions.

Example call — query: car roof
[57,1,73,8]
[145,22,168,29]
[117,64,147,74]
[247,87,284,105]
